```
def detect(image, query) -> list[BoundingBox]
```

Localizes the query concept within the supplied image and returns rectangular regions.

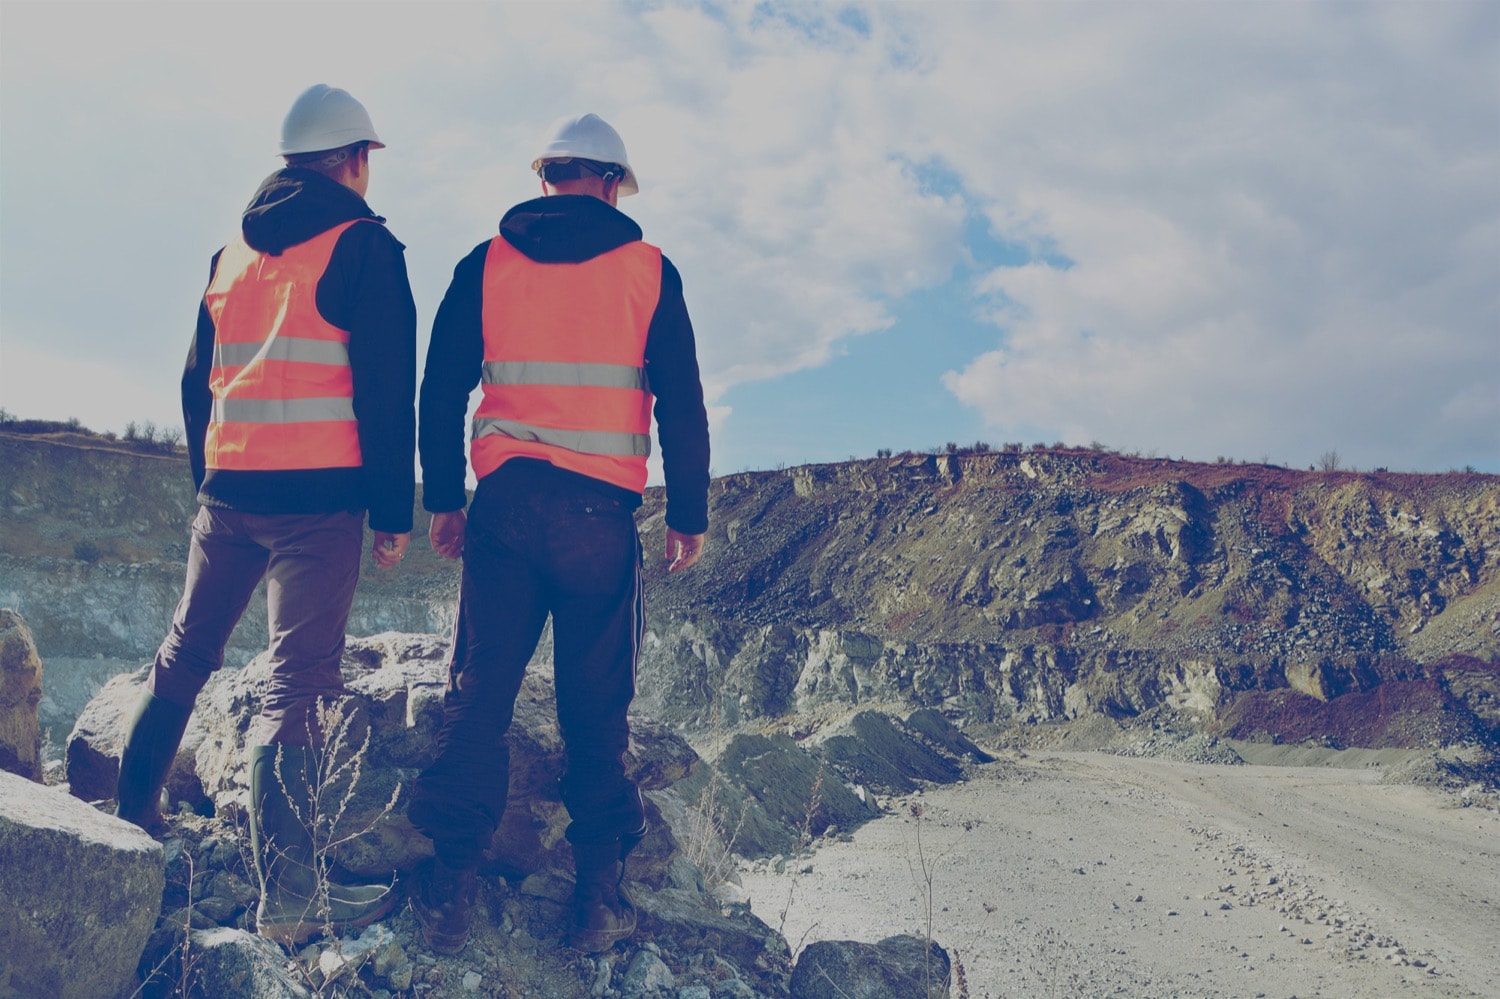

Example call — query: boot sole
[258,890,400,946]
[569,926,633,954]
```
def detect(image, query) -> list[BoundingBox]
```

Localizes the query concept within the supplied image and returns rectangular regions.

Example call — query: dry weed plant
[268,697,401,994]
[683,749,750,890]
[903,800,977,999]
[944,901,1000,999]
[777,760,825,954]
[132,848,197,997]
[682,700,752,890]
[951,949,970,999]
[1027,925,1083,998]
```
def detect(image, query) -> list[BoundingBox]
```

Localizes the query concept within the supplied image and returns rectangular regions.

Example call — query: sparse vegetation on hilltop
[0,410,186,457]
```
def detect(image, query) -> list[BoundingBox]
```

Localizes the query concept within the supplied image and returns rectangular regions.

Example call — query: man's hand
[665,528,704,573]
[429,510,467,560]
[372,531,410,569]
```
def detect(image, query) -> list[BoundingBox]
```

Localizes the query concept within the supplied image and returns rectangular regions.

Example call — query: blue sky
[2,1,1497,480]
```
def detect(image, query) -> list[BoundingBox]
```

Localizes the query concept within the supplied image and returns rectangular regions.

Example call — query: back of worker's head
[532,113,639,197]
[279,84,383,181]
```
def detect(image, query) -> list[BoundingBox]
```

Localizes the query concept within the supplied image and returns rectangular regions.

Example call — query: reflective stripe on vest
[211,397,357,423]
[202,220,366,471]
[471,235,661,492]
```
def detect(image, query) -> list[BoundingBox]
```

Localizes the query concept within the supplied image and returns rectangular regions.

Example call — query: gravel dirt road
[738,750,1499,998]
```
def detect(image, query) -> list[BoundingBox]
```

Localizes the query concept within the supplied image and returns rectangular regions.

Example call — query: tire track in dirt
[739,752,1498,998]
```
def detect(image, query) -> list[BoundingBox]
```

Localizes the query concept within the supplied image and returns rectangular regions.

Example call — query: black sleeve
[182,251,222,493]
[327,222,418,534]
[417,242,489,514]
[645,256,710,535]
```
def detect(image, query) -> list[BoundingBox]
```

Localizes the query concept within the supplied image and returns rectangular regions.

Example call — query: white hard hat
[531,112,639,196]
[279,84,385,157]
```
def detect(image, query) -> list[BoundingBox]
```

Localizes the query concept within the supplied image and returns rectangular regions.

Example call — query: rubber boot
[409,856,479,955]
[569,831,642,953]
[115,691,192,834]
[249,744,398,945]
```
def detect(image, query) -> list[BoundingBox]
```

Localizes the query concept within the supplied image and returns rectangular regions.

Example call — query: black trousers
[409,463,647,868]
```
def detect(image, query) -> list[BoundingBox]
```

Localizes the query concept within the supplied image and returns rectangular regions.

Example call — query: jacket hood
[498,195,642,264]
[240,168,381,255]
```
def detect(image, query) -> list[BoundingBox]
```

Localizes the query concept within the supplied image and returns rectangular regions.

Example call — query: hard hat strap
[539,157,620,184]
[286,141,368,171]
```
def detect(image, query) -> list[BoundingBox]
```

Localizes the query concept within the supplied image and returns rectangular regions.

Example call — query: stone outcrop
[789,934,952,999]
[671,730,883,860]
[809,710,972,794]
[667,708,991,862]
[65,669,214,810]
[57,631,999,998]
[0,608,43,780]
[70,634,693,884]
[0,769,164,999]
[65,670,148,802]
[71,633,801,998]
[144,927,312,999]
[632,452,1500,752]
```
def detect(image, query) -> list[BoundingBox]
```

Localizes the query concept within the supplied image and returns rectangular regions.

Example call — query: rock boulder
[0,608,43,780]
[188,632,699,885]
[65,667,212,811]
[0,769,165,999]
[790,934,952,999]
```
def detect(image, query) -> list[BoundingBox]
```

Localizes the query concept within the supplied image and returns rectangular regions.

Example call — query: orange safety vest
[471,235,661,493]
[202,221,366,471]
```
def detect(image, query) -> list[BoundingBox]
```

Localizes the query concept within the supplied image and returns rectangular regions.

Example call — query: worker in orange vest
[407,112,710,956]
[113,84,416,945]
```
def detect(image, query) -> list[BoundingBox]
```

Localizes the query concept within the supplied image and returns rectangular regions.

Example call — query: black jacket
[183,168,417,533]
[419,195,710,534]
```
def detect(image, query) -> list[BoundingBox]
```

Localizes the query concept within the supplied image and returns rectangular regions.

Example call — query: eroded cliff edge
[633,450,1500,753]
[4,430,1497,756]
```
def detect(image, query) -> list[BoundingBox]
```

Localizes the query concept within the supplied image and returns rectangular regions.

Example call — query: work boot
[409,856,479,955]
[569,835,640,954]
[248,744,397,945]
[115,691,192,834]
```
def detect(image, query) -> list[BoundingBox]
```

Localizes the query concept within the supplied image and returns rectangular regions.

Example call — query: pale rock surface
[177,927,308,998]
[0,768,164,999]
[186,632,699,882]
[0,608,43,780]
[65,667,212,809]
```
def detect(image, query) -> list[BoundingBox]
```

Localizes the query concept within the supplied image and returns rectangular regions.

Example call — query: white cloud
[908,1,1500,470]
[2,0,1496,475]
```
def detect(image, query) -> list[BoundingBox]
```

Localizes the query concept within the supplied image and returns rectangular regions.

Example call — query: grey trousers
[148,506,363,746]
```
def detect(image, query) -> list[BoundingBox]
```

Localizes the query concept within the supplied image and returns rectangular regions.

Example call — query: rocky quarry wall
[634,451,1500,755]
[3,431,1498,757]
